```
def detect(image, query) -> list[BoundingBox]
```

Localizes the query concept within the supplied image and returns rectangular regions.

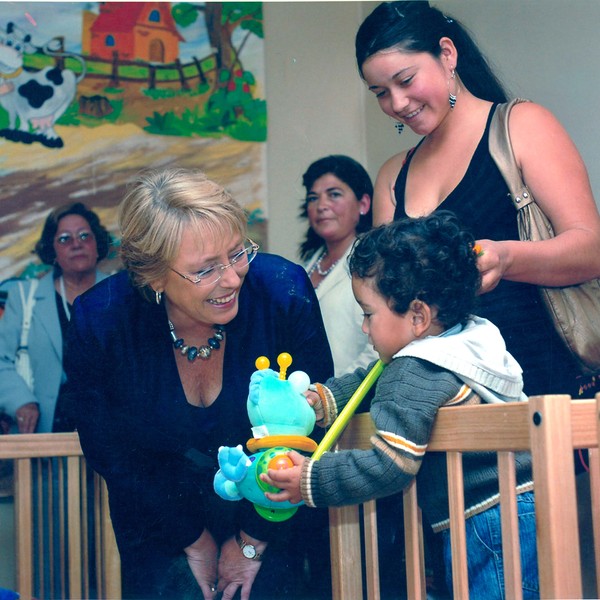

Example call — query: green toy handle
[311,360,384,460]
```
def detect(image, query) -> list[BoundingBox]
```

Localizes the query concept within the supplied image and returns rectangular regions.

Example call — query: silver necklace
[312,252,339,277]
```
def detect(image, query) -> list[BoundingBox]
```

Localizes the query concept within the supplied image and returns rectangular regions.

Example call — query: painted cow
[0,22,85,148]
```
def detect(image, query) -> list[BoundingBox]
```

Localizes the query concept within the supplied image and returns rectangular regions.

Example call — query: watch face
[242,544,257,559]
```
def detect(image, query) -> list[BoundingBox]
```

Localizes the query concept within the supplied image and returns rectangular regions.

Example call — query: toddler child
[262,211,539,599]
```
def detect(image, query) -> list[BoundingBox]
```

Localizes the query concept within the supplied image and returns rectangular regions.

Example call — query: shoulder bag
[489,98,600,375]
[15,279,39,390]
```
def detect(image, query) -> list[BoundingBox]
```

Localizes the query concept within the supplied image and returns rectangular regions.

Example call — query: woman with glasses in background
[0,202,110,598]
[0,201,110,434]
[61,168,334,600]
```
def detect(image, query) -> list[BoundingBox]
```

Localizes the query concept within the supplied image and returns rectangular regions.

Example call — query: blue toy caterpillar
[213,353,316,521]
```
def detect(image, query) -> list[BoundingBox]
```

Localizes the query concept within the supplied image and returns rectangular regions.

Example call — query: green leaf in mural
[171,3,200,27]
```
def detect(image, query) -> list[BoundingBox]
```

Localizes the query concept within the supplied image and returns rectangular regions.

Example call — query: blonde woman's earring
[155,290,162,305]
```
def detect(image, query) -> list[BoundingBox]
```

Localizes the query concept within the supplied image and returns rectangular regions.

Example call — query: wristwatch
[236,533,263,561]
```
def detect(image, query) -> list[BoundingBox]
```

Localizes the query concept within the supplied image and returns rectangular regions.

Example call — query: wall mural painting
[0,1,267,284]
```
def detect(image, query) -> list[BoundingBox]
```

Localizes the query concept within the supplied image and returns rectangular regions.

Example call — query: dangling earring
[390,116,404,135]
[155,290,162,305]
[448,69,457,110]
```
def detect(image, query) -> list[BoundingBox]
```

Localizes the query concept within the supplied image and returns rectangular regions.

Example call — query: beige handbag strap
[17,279,38,350]
[488,98,535,211]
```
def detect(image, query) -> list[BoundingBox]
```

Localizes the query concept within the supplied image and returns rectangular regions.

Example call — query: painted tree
[171,2,266,141]
[172,2,263,84]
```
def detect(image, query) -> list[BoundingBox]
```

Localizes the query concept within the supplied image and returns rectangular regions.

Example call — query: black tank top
[393,104,582,396]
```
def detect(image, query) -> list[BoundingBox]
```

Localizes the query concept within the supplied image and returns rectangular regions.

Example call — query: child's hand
[260,450,305,504]
[305,390,325,425]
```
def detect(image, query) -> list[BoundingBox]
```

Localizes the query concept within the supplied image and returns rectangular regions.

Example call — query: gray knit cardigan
[302,319,533,531]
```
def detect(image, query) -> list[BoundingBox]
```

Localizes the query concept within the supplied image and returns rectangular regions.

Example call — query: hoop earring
[448,69,457,110]
[155,290,162,305]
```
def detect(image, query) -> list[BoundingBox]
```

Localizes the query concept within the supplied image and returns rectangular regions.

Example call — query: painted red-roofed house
[84,2,184,63]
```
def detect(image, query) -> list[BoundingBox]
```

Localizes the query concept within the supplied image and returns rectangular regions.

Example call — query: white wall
[265,1,600,261]
[263,2,368,261]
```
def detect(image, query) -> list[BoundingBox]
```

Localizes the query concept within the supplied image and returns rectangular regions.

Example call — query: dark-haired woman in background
[0,201,110,433]
[299,155,378,376]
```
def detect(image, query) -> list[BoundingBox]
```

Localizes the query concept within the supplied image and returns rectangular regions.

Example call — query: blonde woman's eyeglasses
[170,239,260,286]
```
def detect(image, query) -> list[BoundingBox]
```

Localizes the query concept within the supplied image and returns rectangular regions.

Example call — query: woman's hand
[15,402,39,433]
[305,390,325,425]
[474,239,511,294]
[184,528,219,599]
[261,450,305,504]
[217,533,265,600]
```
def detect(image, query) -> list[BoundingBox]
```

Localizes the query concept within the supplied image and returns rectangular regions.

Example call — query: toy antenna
[277,352,292,380]
[255,356,270,370]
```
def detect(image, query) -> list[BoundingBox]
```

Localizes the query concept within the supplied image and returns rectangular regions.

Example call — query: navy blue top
[394,104,581,396]
[62,253,334,596]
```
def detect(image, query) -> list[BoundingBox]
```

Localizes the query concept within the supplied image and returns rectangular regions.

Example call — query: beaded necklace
[308,251,340,278]
[169,320,225,362]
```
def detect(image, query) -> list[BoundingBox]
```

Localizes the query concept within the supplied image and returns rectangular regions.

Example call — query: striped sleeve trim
[377,429,427,459]
[315,383,338,427]
[444,383,479,406]
[372,435,421,476]
[300,457,316,507]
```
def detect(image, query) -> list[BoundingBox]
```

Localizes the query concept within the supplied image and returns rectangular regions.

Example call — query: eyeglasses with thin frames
[170,238,260,286]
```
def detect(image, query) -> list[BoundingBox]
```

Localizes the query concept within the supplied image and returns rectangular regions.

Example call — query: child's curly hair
[349,211,481,328]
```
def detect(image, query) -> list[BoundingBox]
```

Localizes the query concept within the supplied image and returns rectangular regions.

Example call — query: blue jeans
[441,492,539,599]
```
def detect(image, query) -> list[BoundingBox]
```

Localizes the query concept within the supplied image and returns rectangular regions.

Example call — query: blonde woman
[62,168,333,600]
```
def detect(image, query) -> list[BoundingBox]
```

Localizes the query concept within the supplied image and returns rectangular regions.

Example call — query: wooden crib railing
[329,394,600,600]
[3,395,597,599]
[0,432,121,600]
